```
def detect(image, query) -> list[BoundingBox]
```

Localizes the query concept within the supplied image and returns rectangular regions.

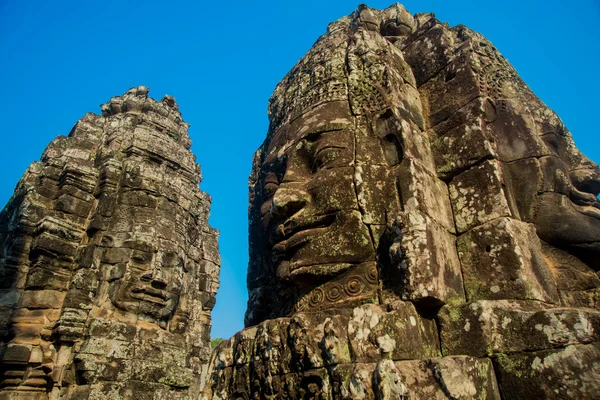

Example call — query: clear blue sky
[1,1,599,339]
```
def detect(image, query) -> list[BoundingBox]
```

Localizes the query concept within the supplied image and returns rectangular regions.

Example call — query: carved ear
[374,109,404,166]
[382,134,404,166]
[483,97,497,123]
[169,283,189,334]
[100,234,114,247]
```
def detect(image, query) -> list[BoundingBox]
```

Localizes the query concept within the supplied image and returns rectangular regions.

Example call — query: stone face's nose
[151,274,168,290]
[142,265,168,289]
[570,167,600,199]
[270,187,310,218]
[357,4,379,32]
[380,3,415,37]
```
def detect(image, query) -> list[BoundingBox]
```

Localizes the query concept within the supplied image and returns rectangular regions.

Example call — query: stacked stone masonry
[0,87,220,399]
[204,3,600,400]
[1,3,599,400]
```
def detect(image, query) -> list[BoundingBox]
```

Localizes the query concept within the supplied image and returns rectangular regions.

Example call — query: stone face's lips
[131,285,168,305]
[271,225,332,260]
[290,262,354,277]
[570,178,600,220]
[573,203,600,221]
[571,168,600,197]
[382,21,413,36]
[270,214,336,251]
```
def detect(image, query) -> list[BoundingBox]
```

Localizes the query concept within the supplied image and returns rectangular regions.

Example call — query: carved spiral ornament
[294,295,309,312]
[344,276,364,296]
[547,246,572,266]
[309,287,325,307]
[366,266,378,284]
[326,283,344,302]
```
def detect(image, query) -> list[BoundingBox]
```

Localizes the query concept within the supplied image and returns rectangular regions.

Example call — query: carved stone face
[379,3,415,38]
[256,101,404,288]
[89,140,195,329]
[259,104,373,286]
[534,133,600,267]
[493,100,600,268]
[100,228,185,327]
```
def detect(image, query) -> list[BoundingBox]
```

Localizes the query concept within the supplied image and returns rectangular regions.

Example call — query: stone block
[392,84,425,130]
[252,317,294,376]
[330,363,376,399]
[439,300,600,357]
[498,159,540,223]
[297,368,330,399]
[0,290,21,307]
[419,53,482,127]
[202,366,233,399]
[25,264,72,290]
[347,303,440,363]
[202,239,220,265]
[73,353,131,384]
[432,120,495,180]
[87,318,137,341]
[493,343,600,399]
[487,99,548,163]
[231,326,257,367]
[288,313,331,371]
[559,288,600,310]
[31,234,77,258]
[130,359,196,388]
[541,242,600,292]
[456,218,559,303]
[101,247,131,264]
[430,97,496,138]
[403,19,458,86]
[3,344,32,363]
[332,356,502,399]
[229,363,252,398]
[449,160,511,233]
[55,193,93,218]
[387,211,465,306]
[391,356,501,400]
[355,164,401,225]
[78,337,134,359]
[19,290,66,309]
[397,158,455,232]
[198,260,219,276]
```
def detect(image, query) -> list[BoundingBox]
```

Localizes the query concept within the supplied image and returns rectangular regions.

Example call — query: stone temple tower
[202,4,600,399]
[0,86,220,399]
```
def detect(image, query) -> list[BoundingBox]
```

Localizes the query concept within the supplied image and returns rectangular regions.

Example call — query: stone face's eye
[101,235,114,247]
[541,132,560,154]
[131,251,149,264]
[263,172,279,197]
[312,146,342,171]
[264,182,279,197]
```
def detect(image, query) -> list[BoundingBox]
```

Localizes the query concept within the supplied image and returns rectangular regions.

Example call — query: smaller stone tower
[0,86,220,399]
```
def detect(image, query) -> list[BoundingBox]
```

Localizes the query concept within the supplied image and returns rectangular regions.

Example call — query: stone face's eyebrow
[311,131,350,153]
[263,171,279,183]
[269,123,353,160]
[304,122,353,137]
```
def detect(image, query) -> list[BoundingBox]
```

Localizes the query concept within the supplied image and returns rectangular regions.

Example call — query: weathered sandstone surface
[0,87,220,399]
[203,4,600,399]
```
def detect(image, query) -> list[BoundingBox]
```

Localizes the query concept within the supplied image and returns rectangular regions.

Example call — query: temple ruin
[1,3,599,400]
[202,4,600,399]
[0,87,219,399]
